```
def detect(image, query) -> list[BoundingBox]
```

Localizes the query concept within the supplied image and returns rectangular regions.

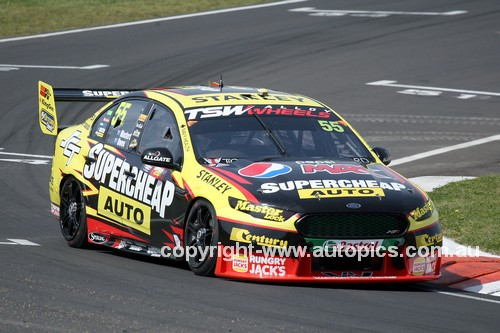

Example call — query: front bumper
[215,217,441,283]
[215,245,441,282]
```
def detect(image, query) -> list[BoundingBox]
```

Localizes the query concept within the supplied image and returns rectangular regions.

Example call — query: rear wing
[38,81,138,135]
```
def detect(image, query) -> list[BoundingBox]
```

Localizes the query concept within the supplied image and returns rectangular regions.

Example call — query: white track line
[290,7,467,16]
[367,80,500,97]
[0,0,308,44]
[0,151,52,159]
[0,64,109,70]
[422,288,500,304]
[391,134,500,166]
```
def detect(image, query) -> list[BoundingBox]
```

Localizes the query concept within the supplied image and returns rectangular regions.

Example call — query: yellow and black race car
[39,81,442,282]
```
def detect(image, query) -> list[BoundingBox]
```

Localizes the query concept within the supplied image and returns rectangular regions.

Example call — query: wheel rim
[186,204,215,268]
[60,180,84,240]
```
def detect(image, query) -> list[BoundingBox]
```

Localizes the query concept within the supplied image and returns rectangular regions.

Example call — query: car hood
[208,160,427,215]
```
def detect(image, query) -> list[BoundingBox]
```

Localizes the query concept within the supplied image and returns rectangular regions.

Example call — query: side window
[139,104,183,165]
[91,105,118,139]
[105,100,150,149]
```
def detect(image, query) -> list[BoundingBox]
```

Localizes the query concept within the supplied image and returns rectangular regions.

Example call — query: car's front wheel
[184,199,218,276]
[60,177,88,248]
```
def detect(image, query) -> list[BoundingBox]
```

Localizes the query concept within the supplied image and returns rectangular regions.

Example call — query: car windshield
[185,104,374,163]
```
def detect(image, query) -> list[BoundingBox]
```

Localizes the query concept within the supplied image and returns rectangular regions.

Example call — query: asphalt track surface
[0,0,499,331]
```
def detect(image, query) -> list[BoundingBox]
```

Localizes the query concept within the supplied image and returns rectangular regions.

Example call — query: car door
[87,98,151,238]
[121,102,189,248]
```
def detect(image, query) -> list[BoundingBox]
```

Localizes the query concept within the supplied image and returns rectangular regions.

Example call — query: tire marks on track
[344,114,500,126]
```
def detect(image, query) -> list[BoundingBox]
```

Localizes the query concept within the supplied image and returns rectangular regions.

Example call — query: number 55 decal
[318,120,344,132]
[112,102,131,127]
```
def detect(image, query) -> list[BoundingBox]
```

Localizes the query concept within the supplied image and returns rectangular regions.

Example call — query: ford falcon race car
[39,80,442,282]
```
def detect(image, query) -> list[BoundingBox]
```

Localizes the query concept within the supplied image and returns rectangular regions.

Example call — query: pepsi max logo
[238,163,292,179]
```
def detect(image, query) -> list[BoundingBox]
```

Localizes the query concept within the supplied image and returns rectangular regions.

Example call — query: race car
[39,80,442,282]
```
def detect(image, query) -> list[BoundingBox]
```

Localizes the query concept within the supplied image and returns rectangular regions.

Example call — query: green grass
[430,174,500,255]
[0,0,272,38]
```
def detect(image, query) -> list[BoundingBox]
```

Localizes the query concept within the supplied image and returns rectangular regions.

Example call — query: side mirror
[373,147,391,166]
[141,147,181,171]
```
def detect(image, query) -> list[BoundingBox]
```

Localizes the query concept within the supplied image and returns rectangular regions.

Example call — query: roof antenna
[219,75,224,92]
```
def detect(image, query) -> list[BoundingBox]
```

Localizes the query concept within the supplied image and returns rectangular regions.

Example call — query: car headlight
[228,197,294,222]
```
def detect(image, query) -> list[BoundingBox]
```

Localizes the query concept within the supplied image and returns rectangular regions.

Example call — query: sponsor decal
[190,94,306,104]
[411,257,426,276]
[51,202,60,217]
[196,170,232,194]
[84,143,175,220]
[260,179,405,194]
[232,254,248,273]
[143,150,172,163]
[129,138,138,149]
[185,105,251,120]
[103,117,110,123]
[88,232,107,244]
[116,240,127,249]
[425,255,438,274]
[83,90,130,98]
[323,239,383,251]
[147,247,162,257]
[248,255,286,278]
[246,105,330,119]
[203,157,237,167]
[40,110,55,133]
[229,227,288,248]
[300,163,370,175]
[138,114,148,122]
[229,198,289,222]
[150,167,166,181]
[39,84,51,99]
[415,233,443,247]
[128,245,142,252]
[239,163,292,179]
[203,158,221,166]
[98,187,151,234]
[185,104,329,120]
[298,188,385,199]
[410,200,434,221]
[321,272,373,278]
[180,124,191,152]
[119,131,132,140]
[133,129,141,137]
[60,130,81,166]
[116,138,126,148]
[352,157,371,164]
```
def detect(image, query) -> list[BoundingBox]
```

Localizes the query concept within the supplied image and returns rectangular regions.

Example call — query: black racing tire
[59,177,88,248]
[184,199,218,276]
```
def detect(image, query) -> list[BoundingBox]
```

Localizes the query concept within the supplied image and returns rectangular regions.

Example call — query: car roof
[140,85,327,109]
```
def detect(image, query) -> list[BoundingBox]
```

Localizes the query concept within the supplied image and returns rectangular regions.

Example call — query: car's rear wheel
[60,177,88,248]
[184,199,218,276]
